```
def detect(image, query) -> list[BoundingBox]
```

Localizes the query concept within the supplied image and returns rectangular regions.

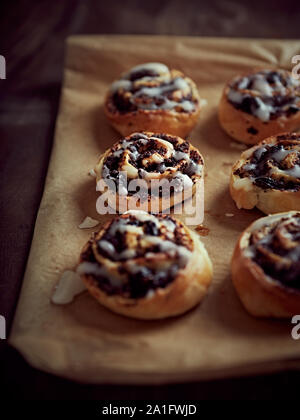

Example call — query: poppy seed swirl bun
[104,62,202,137]
[230,133,300,214]
[94,132,204,213]
[77,211,212,319]
[231,211,300,318]
[219,69,300,144]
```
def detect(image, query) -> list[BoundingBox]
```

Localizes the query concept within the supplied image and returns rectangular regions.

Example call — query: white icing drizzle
[77,261,104,276]
[237,77,248,90]
[124,209,148,216]
[286,165,300,177]
[236,139,300,189]
[174,151,190,161]
[227,89,243,104]
[79,213,193,296]
[252,97,273,122]
[110,79,132,93]
[254,146,267,160]
[251,74,274,96]
[98,240,116,257]
[77,262,123,287]
[161,218,176,232]
[110,62,197,112]
[270,148,293,162]
[123,62,169,77]
[101,133,203,195]
[241,163,256,172]
[227,69,300,122]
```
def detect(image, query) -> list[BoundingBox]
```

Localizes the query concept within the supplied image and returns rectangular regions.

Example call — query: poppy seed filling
[234,136,300,191]
[78,212,193,299]
[246,213,300,289]
[107,62,198,114]
[227,70,300,122]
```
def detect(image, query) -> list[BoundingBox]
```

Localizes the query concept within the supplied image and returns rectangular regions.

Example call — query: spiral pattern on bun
[78,211,212,319]
[247,213,300,288]
[104,63,202,137]
[95,132,204,212]
[230,133,300,214]
[231,211,300,318]
[228,70,300,121]
[219,69,300,144]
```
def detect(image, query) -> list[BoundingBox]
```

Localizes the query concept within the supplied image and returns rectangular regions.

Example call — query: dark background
[0,0,300,400]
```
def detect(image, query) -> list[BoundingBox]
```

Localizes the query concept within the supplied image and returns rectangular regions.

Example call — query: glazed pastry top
[244,212,300,289]
[100,132,203,196]
[233,133,300,191]
[78,211,193,299]
[227,69,300,122]
[107,62,199,114]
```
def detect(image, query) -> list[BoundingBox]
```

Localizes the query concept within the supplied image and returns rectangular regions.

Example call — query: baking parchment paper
[9,36,300,383]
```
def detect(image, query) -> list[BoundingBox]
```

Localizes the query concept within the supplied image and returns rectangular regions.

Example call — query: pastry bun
[77,211,213,319]
[231,211,300,318]
[219,69,300,145]
[230,132,300,214]
[104,62,203,138]
[94,131,204,213]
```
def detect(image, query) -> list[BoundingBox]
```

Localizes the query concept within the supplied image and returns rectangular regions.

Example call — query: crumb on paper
[225,213,234,217]
[195,224,210,236]
[89,168,97,177]
[146,289,155,299]
[78,216,99,229]
[51,270,86,305]
[229,142,247,151]
[200,98,208,107]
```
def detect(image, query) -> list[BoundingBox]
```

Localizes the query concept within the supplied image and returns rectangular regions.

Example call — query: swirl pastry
[230,133,300,214]
[77,211,212,319]
[219,69,300,144]
[104,62,202,138]
[231,211,300,318]
[95,131,204,213]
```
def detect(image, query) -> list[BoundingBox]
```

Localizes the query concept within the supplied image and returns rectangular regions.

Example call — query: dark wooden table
[1,0,300,400]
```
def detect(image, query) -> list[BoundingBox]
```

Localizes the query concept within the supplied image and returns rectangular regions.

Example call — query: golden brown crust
[218,69,300,145]
[104,64,202,138]
[231,212,300,318]
[95,131,204,213]
[78,213,212,319]
[105,102,201,138]
[230,133,300,214]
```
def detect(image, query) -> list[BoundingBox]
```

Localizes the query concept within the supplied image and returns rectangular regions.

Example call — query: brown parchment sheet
[9,36,300,384]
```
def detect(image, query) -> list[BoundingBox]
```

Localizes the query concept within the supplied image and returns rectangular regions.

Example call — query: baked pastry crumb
[195,224,210,236]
